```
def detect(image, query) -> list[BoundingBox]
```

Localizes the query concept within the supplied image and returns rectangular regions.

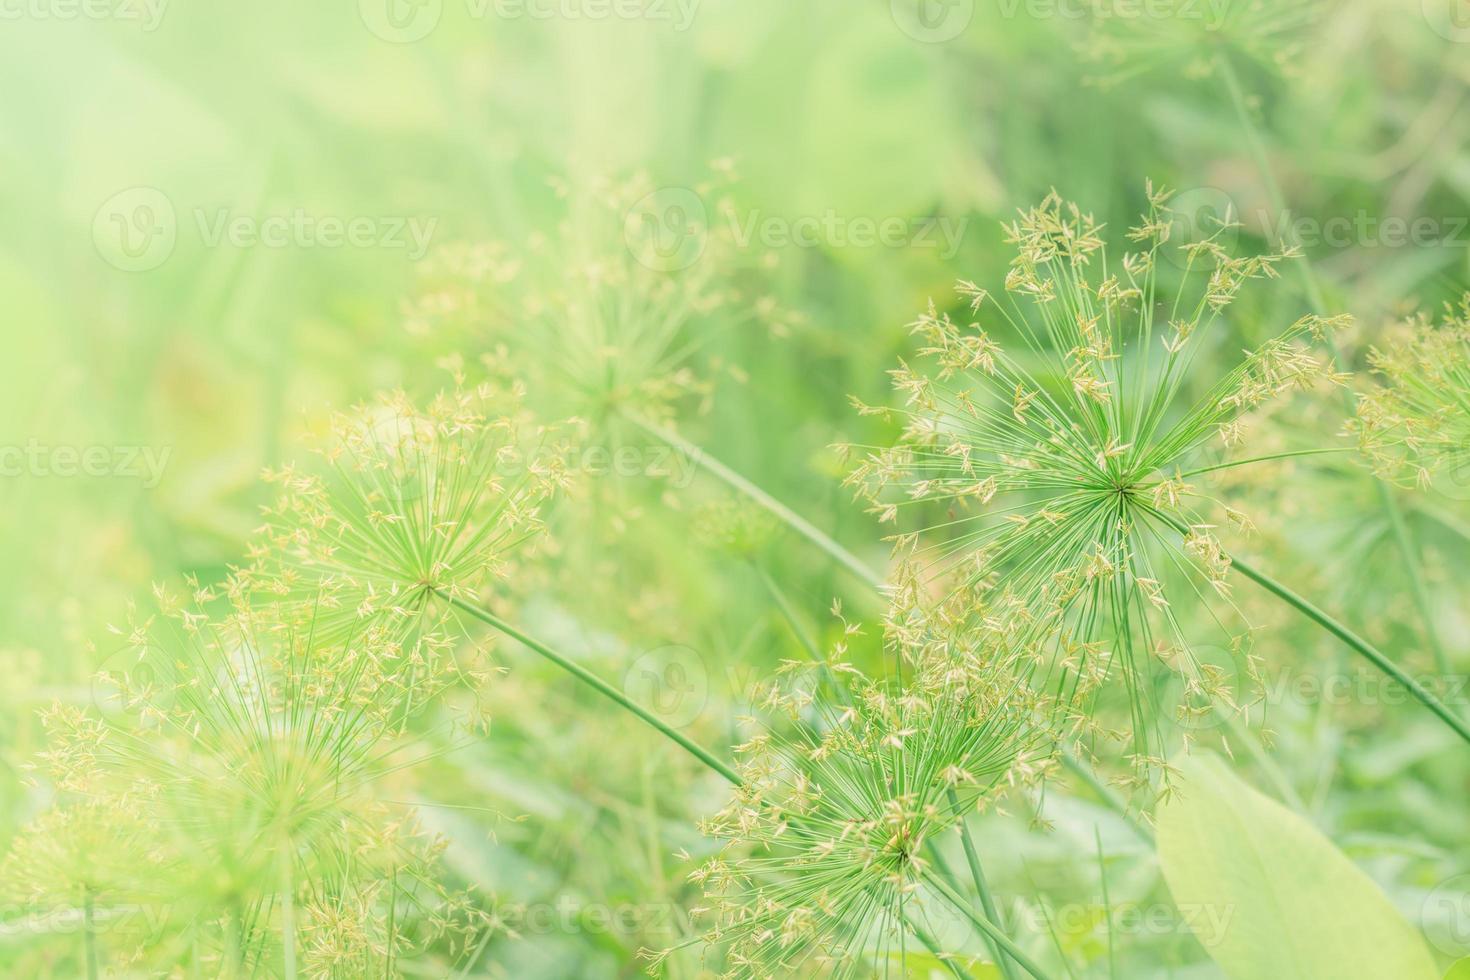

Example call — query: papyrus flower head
[1082,0,1326,85]
[405,168,801,433]
[247,385,567,636]
[1352,299,1470,495]
[844,187,1349,765]
[28,584,489,974]
[667,637,1047,978]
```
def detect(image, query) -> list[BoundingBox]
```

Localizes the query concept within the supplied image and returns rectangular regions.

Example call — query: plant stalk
[440,592,742,785]
[1229,553,1470,744]
[924,868,1055,980]
[626,414,885,591]
[1152,509,1470,743]
[948,789,1021,980]
[910,912,978,980]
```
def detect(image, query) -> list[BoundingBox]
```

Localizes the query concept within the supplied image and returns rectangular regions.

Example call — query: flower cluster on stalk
[844,187,1350,768]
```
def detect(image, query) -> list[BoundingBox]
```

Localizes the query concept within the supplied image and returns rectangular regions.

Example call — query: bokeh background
[2,0,1469,976]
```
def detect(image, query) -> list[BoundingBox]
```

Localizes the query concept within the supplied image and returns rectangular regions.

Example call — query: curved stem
[625,413,886,591]
[1150,510,1470,744]
[440,593,742,785]
[923,868,1056,980]
[1227,554,1470,744]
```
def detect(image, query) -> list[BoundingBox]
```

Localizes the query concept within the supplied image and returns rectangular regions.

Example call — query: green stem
[910,906,978,980]
[1169,447,1350,481]
[924,869,1055,980]
[1228,553,1470,745]
[947,789,1020,980]
[626,414,886,591]
[1217,57,1327,312]
[1152,509,1470,744]
[440,593,742,786]
[928,842,1006,977]
[223,910,239,979]
[1219,54,1452,684]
